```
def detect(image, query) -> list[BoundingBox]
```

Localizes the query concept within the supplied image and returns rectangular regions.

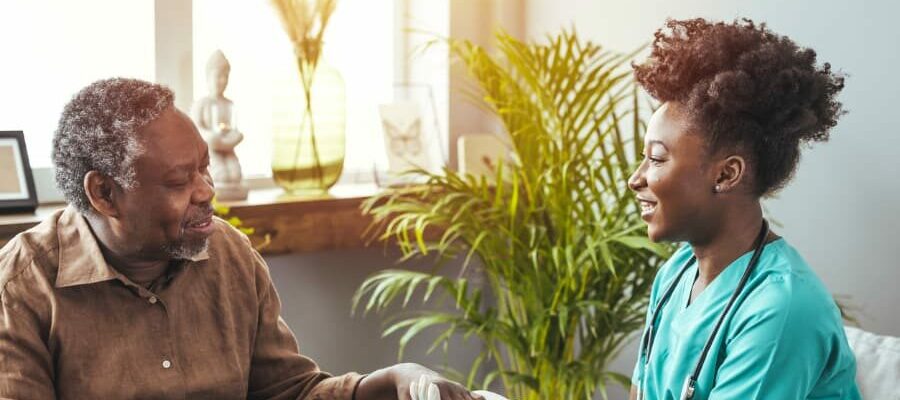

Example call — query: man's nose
[193,174,215,204]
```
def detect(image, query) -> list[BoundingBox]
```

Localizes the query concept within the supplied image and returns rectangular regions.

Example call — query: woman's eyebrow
[647,140,669,151]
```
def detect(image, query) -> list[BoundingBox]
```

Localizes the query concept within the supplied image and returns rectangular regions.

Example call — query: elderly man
[0,78,478,400]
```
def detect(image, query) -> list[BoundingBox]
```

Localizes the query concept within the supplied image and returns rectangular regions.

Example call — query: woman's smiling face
[628,102,719,243]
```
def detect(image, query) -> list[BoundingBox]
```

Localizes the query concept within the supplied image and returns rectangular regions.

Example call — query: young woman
[627,19,860,399]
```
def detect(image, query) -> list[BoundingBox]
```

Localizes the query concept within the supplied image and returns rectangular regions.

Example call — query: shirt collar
[55,206,209,288]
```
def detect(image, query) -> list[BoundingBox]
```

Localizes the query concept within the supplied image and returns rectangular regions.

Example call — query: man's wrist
[351,374,368,400]
[353,366,396,400]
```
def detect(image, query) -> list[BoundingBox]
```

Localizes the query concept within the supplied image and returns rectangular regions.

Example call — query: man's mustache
[185,204,214,225]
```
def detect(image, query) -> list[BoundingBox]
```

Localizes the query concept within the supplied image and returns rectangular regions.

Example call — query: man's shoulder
[210,215,248,239]
[205,216,263,272]
[203,217,274,296]
[208,216,255,251]
[0,211,64,300]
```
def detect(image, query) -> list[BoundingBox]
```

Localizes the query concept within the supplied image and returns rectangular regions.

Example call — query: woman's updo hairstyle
[633,18,845,196]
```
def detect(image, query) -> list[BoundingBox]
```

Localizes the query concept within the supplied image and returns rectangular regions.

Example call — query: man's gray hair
[52,78,174,213]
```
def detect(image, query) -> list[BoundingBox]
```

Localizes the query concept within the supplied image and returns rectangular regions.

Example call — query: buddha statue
[191,49,248,201]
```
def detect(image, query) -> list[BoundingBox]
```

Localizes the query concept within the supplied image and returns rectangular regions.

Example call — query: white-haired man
[0,78,480,400]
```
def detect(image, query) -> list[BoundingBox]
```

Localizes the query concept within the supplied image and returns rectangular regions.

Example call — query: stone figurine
[191,50,248,201]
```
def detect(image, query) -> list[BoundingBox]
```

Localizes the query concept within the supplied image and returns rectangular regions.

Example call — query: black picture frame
[0,131,38,214]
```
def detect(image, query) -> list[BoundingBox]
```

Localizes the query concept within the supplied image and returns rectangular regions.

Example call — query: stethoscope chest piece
[680,378,696,400]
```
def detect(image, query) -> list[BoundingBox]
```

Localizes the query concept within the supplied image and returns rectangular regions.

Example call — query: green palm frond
[353,29,673,399]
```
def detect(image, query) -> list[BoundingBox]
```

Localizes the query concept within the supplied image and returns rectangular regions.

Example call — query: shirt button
[162,359,172,369]
[149,296,158,304]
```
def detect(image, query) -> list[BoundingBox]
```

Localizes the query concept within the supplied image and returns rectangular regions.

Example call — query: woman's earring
[713,185,721,193]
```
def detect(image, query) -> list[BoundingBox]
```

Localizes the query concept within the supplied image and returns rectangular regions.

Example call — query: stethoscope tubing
[638,220,770,400]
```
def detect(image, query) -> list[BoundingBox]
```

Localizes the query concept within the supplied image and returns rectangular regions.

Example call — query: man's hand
[355,363,484,400]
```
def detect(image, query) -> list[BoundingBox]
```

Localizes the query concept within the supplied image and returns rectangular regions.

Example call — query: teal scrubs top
[632,239,861,399]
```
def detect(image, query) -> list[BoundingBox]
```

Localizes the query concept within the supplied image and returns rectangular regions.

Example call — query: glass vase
[272,60,346,195]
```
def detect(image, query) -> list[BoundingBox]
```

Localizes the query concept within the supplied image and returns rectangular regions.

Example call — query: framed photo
[373,83,447,187]
[0,131,37,214]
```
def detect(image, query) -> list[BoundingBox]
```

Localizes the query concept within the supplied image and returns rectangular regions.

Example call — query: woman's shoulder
[750,239,832,302]
[734,238,844,335]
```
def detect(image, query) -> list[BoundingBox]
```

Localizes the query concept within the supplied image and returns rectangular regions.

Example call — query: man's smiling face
[115,107,216,260]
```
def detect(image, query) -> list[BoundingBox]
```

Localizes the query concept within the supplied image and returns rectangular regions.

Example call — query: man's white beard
[163,237,209,260]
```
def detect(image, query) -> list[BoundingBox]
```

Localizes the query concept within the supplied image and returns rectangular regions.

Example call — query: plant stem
[287,57,325,189]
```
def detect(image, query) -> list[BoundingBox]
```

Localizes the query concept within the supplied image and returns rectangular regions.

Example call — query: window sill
[218,184,379,255]
[0,184,381,255]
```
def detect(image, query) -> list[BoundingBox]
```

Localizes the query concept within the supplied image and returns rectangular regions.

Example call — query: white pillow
[843,326,900,399]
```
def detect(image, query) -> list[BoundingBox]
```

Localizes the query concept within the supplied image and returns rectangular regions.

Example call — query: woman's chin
[646,224,667,243]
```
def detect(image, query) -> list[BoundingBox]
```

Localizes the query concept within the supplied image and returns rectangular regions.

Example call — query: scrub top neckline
[680,237,785,312]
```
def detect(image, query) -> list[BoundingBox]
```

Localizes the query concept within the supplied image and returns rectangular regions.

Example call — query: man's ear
[84,171,121,218]
[714,154,747,193]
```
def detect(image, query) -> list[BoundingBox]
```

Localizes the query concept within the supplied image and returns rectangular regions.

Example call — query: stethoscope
[636,220,770,400]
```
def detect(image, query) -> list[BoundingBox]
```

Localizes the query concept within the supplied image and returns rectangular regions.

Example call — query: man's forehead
[134,109,206,172]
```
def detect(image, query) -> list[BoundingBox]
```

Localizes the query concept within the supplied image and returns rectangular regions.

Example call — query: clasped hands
[407,372,507,400]
[357,363,484,400]
[358,363,511,400]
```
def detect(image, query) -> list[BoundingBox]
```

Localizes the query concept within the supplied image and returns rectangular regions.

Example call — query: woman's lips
[638,199,657,221]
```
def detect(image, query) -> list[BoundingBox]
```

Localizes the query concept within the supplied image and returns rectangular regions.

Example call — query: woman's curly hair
[633,18,846,196]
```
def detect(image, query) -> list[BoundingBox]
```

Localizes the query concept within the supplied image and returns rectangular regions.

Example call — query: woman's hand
[356,363,483,400]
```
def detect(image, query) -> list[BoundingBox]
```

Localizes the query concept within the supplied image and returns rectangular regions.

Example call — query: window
[1,0,449,200]
[192,0,395,180]
[0,0,156,169]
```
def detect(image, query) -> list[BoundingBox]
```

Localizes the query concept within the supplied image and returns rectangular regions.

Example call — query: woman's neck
[689,202,770,287]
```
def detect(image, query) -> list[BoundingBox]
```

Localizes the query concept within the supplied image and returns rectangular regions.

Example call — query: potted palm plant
[354,30,673,399]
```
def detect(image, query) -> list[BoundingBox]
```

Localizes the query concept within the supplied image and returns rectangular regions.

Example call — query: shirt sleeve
[0,274,56,399]
[246,248,363,400]
[708,276,829,399]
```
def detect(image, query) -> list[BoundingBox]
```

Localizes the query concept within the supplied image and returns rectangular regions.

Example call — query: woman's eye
[647,156,664,165]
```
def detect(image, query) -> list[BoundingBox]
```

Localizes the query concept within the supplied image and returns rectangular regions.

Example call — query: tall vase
[272,60,346,194]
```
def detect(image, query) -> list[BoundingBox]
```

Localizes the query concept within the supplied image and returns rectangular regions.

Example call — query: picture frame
[373,83,447,187]
[0,131,38,214]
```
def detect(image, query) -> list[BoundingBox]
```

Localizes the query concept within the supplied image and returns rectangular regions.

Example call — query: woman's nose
[628,160,647,192]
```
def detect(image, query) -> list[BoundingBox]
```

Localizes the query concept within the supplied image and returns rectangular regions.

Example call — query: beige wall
[448,0,527,169]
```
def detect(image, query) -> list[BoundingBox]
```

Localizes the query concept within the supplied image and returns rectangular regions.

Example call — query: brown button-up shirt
[0,206,362,399]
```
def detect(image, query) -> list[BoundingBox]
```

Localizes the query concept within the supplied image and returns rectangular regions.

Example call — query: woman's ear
[83,171,121,218]
[713,155,747,194]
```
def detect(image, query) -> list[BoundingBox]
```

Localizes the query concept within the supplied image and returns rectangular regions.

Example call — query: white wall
[524,0,900,395]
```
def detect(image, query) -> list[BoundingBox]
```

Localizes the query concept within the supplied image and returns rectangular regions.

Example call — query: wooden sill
[218,184,379,255]
[0,184,380,255]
